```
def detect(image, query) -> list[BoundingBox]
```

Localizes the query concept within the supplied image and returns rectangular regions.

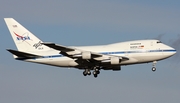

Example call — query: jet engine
[110,57,120,65]
[82,51,91,59]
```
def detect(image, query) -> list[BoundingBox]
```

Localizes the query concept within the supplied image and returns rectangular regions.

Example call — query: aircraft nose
[162,44,177,58]
[173,48,176,55]
[169,47,176,56]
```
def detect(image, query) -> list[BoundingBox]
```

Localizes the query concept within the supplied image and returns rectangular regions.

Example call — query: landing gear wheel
[83,71,87,76]
[94,67,100,74]
[83,69,91,76]
[152,67,156,72]
[93,71,98,78]
[87,71,91,75]
[96,70,100,74]
[94,74,98,78]
[95,68,99,72]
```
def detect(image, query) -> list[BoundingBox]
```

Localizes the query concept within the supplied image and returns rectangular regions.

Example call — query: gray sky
[0,0,180,103]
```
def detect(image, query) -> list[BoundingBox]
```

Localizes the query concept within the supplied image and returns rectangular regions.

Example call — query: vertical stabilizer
[4,18,50,52]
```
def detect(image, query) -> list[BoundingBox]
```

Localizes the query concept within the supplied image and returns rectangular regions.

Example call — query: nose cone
[167,47,176,56]
[172,48,177,55]
[159,43,176,59]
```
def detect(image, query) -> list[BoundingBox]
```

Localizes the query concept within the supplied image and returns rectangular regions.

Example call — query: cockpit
[157,41,162,43]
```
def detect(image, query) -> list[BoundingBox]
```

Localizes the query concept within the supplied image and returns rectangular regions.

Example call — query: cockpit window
[157,41,162,43]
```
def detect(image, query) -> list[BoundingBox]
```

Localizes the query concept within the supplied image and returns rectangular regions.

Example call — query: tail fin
[4,18,50,52]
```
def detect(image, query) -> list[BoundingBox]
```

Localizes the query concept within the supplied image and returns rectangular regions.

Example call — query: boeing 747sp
[4,18,176,78]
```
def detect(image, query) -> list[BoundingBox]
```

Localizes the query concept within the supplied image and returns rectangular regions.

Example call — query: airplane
[4,18,176,78]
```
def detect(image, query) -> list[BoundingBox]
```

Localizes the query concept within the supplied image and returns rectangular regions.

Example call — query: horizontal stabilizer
[7,49,41,58]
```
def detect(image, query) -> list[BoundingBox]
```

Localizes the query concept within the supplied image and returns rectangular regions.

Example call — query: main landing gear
[152,61,157,72]
[83,67,100,78]
[83,69,91,76]
[93,68,100,78]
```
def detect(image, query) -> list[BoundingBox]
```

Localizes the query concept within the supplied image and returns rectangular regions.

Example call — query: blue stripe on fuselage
[17,49,176,60]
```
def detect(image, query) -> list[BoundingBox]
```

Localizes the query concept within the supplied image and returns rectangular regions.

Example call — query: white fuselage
[24,40,176,68]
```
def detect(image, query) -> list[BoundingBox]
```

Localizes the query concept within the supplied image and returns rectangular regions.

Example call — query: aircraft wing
[42,42,129,62]
[41,43,74,52]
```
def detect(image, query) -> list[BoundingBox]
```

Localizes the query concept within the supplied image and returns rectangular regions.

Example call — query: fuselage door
[151,41,153,46]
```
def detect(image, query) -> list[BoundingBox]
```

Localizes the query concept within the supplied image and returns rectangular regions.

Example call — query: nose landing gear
[152,67,156,72]
[152,61,157,72]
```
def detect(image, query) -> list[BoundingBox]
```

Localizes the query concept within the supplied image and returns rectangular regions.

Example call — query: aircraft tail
[4,18,50,52]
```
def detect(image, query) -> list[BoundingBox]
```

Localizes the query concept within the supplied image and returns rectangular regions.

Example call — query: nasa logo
[14,32,31,41]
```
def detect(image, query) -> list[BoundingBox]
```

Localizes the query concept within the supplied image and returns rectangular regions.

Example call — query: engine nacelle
[82,51,91,59]
[110,57,120,65]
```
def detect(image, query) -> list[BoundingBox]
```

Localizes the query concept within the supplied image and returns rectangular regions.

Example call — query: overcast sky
[0,0,180,103]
